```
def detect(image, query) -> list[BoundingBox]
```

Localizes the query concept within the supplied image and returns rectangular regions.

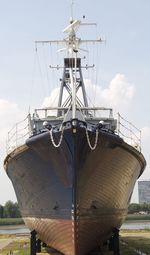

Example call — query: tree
[13,202,21,218]
[3,201,21,218]
[0,205,4,218]
[128,203,141,214]
[128,203,150,214]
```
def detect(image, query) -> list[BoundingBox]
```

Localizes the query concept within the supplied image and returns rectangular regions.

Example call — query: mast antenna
[70,0,74,22]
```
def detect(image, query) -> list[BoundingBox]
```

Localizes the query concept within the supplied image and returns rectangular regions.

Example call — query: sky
[0,0,150,205]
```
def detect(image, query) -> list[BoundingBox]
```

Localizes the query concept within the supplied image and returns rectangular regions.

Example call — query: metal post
[113,228,120,255]
[70,68,76,119]
[28,113,33,135]
[36,239,41,253]
[108,228,120,255]
[30,230,37,255]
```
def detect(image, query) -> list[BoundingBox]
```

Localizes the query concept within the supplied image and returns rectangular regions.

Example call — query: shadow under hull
[4,127,146,255]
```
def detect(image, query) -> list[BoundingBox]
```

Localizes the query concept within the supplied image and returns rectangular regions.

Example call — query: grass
[0,236,48,255]
[0,218,24,226]
[120,242,137,255]
[126,214,150,221]
[1,230,150,255]
[120,237,150,254]
[0,236,30,255]
[120,229,150,254]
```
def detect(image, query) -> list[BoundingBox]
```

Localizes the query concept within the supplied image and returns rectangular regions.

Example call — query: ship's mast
[57,19,90,118]
[35,18,103,119]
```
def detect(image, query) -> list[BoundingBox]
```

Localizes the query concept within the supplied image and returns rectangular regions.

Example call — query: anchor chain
[49,123,99,150]
[85,128,99,150]
[49,126,64,148]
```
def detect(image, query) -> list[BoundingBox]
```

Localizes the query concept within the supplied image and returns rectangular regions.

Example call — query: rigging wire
[42,44,51,95]
[28,47,37,113]
[56,42,62,94]
[93,24,99,106]
[50,42,55,93]
[36,46,47,98]
[28,44,47,112]
[86,90,97,108]
[29,44,55,111]
[49,88,60,107]
[86,42,90,82]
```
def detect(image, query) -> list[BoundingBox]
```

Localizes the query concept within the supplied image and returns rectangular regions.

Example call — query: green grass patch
[1,232,150,255]
[0,237,47,255]
[0,238,30,255]
[120,236,150,254]
[126,214,150,221]
[120,242,137,255]
[121,229,150,234]
[120,230,150,254]
[0,218,24,226]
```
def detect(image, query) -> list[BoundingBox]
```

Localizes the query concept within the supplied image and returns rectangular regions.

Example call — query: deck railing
[6,110,142,153]
[117,113,141,152]
[34,107,113,119]
[6,114,32,153]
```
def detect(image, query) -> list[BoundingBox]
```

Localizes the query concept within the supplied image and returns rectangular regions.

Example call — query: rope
[49,127,64,148]
[85,128,99,150]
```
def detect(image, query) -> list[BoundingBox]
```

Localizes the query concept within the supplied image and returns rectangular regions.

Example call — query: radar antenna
[63,19,81,33]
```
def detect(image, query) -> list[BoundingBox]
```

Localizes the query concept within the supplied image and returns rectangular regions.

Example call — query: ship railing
[6,114,32,154]
[34,106,113,119]
[6,107,114,154]
[117,113,141,152]
[79,107,113,118]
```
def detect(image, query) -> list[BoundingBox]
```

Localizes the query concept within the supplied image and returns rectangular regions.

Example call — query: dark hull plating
[4,128,146,255]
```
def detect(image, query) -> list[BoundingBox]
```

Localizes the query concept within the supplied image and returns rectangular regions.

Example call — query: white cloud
[84,73,135,113]
[102,74,135,106]
[0,99,24,131]
[142,126,150,142]
[0,99,25,154]
[42,88,60,108]
[0,99,25,155]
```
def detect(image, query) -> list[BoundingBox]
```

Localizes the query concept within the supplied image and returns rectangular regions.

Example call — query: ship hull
[4,127,146,255]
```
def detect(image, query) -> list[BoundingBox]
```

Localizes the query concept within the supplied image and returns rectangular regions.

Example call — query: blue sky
[0,0,150,204]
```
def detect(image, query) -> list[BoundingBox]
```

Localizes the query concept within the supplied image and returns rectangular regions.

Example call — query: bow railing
[117,113,141,152]
[6,111,142,154]
[6,114,32,153]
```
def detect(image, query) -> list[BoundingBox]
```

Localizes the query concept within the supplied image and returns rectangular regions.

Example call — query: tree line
[0,200,21,218]
[128,203,150,214]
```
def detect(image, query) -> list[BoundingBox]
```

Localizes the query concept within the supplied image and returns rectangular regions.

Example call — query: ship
[4,17,146,255]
